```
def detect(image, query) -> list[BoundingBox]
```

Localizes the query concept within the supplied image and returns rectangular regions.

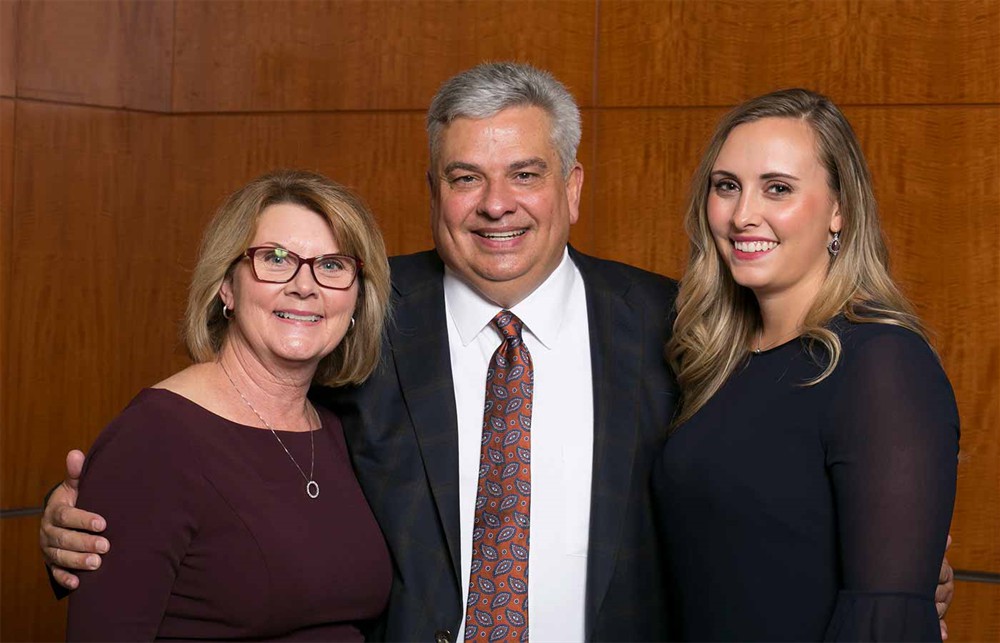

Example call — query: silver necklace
[753,327,802,354]
[220,363,320,499]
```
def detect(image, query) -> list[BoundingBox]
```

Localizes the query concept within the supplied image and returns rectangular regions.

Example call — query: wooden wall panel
[170,0,596,112]
[0,0,17,97]
[592,105,1000,574]
[591,107,724,278]
[15,0,174,110]
[0,515,67,642]
[1,101,181,508]
[597,0,1000,107]
[947,580,1000,643]
[1,99,13,431]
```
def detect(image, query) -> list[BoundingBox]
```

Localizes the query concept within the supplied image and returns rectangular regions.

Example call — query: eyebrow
[442,157,550,175]
[710,170,800,181]
[508,157,549,172]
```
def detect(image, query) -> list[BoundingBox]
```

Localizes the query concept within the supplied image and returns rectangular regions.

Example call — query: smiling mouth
[275,311,323,322]
[733,240,778,253]
[476,230,527,241]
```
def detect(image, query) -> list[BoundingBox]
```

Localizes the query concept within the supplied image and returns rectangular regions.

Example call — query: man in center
[325,62,677,640]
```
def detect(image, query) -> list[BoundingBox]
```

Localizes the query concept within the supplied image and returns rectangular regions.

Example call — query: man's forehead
[435,106,557,163]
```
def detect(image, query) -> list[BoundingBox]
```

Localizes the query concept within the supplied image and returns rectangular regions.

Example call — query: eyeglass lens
[251,247,357,288]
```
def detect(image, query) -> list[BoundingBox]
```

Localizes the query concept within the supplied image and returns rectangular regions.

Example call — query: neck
[217,342,314,430]
[753,279,824,350]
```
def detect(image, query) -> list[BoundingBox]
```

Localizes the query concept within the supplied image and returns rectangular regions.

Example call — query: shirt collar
[443,248,578,350]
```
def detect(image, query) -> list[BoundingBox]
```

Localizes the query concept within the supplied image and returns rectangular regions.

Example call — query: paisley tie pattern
[465,310,533,642]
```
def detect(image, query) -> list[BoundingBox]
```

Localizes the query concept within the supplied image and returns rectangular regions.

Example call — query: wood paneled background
[1,1,997,640]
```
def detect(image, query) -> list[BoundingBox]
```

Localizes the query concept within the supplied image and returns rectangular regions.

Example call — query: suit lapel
[573,250,647,638]
[388,252,463,587]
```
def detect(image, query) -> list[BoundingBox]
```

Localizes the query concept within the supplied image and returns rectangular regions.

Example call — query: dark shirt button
[434,629,452,643]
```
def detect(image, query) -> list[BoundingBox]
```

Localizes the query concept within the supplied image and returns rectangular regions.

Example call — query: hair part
[183,169,391,388]
[668,88,928,426]
[426,61,581,177]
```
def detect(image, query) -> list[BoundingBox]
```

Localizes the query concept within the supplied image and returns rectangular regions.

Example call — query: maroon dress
[67,388,391,641]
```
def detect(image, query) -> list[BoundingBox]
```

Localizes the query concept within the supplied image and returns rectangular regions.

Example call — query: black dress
[67,388,391,641]
[653,320,959,641]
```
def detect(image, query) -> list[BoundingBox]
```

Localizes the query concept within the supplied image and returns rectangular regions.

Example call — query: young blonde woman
[654,89,958,641]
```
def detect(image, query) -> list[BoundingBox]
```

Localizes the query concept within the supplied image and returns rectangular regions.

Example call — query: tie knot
[492,310,524,343]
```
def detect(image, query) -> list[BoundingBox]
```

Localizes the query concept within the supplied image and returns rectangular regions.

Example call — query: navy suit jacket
[322,248,679,641]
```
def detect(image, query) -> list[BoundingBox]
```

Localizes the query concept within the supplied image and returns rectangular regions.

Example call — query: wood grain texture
[597,0,1000,107]
[15,0,174,110]
[591,105,999,573]
[2,101,183,508]
[0,515,68,642]
[171,0,596,112]
[0,0,17,97]
[947,580,1000,643]
[1,99,13,430]
[591,107,726,279]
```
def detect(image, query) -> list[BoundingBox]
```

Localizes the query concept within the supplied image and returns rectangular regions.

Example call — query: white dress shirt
[445,249,594,642]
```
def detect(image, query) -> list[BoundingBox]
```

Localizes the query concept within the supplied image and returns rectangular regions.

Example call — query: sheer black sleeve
[821,325,959,641]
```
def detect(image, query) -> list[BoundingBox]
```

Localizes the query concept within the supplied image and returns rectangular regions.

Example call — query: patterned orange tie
[465,311,533,642]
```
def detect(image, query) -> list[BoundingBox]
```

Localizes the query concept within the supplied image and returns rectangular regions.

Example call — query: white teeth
[479,230,526,240]
[275,312,321,322]
[734,240,778,253]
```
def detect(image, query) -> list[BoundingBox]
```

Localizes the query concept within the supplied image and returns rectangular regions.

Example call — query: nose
[285,260,320,297]
[731,191,762,230]
[477,179,517,220]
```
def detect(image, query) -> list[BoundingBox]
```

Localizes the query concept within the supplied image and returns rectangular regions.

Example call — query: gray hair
[426,62,581,177]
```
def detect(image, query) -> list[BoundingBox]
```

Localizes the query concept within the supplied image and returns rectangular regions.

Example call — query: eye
[317,256,346,272]
[766,183,792,195]
[261,247,290,265]
[713,178,740,194]
[513,171,539,182]
[447,174,479,187]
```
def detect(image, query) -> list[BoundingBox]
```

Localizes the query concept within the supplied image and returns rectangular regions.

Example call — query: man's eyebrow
[443,161,482,175]
[508,158,548,172]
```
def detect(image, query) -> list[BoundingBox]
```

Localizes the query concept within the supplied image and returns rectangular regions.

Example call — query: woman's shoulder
[87,385,216,466]
[827,317,955,407]
[831,317,935,362]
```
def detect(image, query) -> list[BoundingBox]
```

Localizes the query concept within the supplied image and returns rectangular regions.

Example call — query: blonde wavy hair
[668,89,927,426]
[184,169,390,388]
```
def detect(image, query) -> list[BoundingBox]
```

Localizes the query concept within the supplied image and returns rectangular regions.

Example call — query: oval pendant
[306,480,320,499]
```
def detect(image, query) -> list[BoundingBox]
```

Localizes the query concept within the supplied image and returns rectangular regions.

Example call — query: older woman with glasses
[65,170,392,641]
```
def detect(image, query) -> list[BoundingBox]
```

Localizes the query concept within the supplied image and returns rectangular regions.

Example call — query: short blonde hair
[184,169,390,387]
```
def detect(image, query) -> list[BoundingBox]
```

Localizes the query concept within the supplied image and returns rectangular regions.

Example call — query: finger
[65,450,86,489]
[940,619,948,641]
[42,517,109,554]
[51,566,81,590]
[945,533,952,552]
[51,504,106,533]
[43,544,104,572]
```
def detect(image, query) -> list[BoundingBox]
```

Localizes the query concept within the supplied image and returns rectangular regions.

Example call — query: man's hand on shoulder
[39,450,109,591]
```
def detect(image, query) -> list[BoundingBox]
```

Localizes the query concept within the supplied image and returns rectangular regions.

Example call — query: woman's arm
[66,402,202,641]
[822,326,959,641]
